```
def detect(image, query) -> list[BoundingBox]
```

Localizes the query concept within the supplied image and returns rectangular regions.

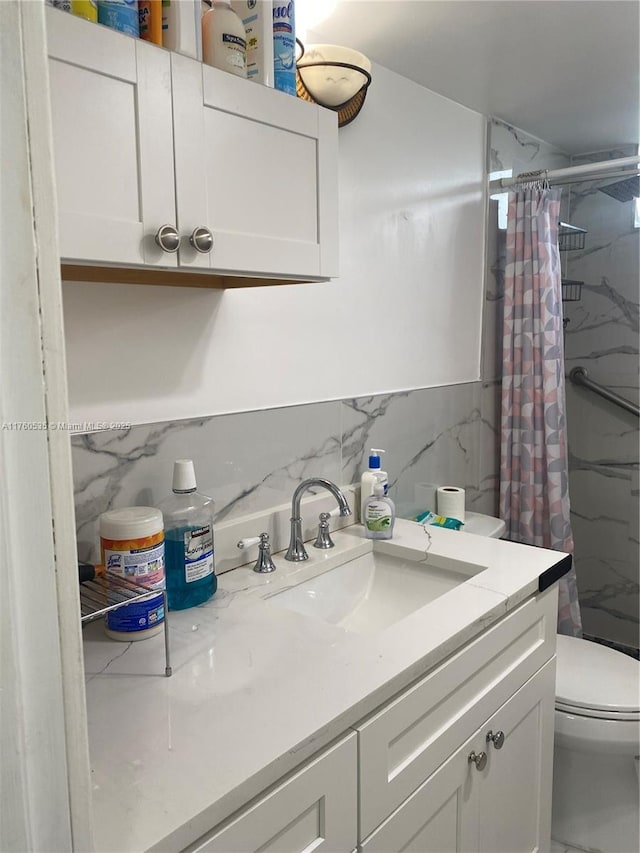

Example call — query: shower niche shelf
[561,280,583,302]
[558,222,587,251]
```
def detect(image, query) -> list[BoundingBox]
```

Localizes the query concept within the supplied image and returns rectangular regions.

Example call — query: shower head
[597,175,640,202]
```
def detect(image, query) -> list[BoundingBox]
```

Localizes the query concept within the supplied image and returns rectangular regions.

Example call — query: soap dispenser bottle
[202,0,247,77]
[158,459,217,610]
[363,481,395,540]
[360,448,388,522]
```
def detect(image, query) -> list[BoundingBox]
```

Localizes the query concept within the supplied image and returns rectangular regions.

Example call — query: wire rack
[558,222,587,251]
[80,573,172,676]
[561,279,583,302]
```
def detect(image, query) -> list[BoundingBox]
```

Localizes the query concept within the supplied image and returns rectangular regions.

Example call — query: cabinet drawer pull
[468,750,487,771]
[486,729,505,749]
[155,224,181,253]
[189,226,214,253]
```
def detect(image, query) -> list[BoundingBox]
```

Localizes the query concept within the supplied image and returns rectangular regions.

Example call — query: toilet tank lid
[556,635,640,713]
[462,511,506,538]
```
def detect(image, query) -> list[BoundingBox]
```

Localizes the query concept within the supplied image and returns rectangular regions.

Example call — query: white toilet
[461,511,640,853]
[552,634,640,853]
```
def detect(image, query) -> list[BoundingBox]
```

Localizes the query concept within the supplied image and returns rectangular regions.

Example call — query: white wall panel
[63,63,486,425]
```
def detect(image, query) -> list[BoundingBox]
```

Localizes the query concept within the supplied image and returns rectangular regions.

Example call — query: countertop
[82,519,570,852]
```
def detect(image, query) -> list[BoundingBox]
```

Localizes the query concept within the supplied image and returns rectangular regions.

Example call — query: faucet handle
[313,512,336,550]
[237,532,276,573]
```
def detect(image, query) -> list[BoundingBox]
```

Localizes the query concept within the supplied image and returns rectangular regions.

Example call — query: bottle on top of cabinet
[139,0,163,44]
[161,0,201,59]
[158,459,217,610]
[230,0,274,86]
[202,0,247,78]
[97,0,140,36]
[49,0,99,20]
[272,0,296,95]
[74,0,99,20]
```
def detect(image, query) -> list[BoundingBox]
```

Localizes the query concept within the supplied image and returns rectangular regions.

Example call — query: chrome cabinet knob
[189,226,214,253]
[468,750,487,771]
[486,730,505,749]
[154,224,180,253]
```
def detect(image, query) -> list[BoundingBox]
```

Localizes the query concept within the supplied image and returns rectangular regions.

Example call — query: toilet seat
[555,700,639,722]
[554,706,640,754]
[555,634,640,716]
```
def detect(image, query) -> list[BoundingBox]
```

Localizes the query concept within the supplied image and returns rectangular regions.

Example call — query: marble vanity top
[82,519,570,852]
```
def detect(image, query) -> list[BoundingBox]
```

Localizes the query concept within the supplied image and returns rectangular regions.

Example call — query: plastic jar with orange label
[99,506,165,641]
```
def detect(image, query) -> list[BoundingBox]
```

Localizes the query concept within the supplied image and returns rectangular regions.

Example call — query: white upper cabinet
[171,53,338,278]
[47,10,177,268]
[45,8,339,284]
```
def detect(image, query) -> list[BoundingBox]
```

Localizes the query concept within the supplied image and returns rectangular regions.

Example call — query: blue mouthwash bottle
[158,459,216,610]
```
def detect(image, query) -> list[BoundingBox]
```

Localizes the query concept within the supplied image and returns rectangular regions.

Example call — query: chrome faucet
[285,478,352,561]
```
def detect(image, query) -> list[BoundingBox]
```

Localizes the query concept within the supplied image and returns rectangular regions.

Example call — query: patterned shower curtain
[500,188,582,636]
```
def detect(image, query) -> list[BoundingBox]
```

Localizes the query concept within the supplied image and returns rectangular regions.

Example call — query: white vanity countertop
[82,519,570,852]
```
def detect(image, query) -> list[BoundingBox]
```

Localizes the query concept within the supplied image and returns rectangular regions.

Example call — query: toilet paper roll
[414,482,438,512]
[437,486,465,522]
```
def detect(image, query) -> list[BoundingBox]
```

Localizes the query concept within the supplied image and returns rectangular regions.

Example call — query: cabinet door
[46,8,177,267]
[477,658,555,853]
[172,54,338,279]
[361,732,479,853]
[357,589,557,839]
[360,661,555,853]
[192,733,357,853]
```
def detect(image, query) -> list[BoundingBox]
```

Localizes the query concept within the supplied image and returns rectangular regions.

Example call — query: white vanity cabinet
[356,588,557,840]
[188,733,358,853]
[183,588,557,853]
[45,8,338,285]
[476,660,554,853]
[360,660,555,853]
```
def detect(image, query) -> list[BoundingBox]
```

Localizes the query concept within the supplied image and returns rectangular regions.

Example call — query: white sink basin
[265,549,474,635]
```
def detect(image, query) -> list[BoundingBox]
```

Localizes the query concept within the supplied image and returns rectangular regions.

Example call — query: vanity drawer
[190,732,357,853]
[357,587,557,839]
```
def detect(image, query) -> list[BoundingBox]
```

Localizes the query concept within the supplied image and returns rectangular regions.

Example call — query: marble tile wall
[489,119,571,189]
[563,147,639,650]
[72,382,499,564]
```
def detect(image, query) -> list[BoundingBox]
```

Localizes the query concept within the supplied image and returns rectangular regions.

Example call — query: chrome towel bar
[569,367,639,418]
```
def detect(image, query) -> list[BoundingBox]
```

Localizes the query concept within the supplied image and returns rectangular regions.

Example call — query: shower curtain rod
[549,167,640,187]
[489,155,640,190]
